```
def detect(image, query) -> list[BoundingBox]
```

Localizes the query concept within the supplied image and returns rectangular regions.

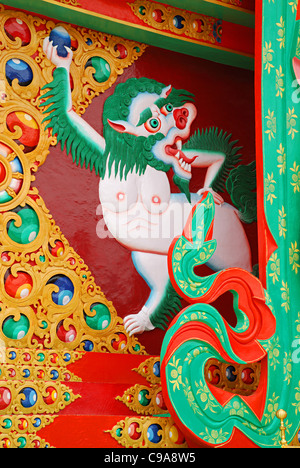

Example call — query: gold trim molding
[128,0,222,44]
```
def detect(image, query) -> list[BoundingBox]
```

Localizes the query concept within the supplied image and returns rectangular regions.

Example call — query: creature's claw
[123,307,155,335]
[197,187,224,205]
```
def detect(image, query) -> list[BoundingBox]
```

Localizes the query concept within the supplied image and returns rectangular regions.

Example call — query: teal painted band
[1,0,254,70]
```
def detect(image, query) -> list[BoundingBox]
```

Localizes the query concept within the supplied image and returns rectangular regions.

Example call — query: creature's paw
[43,26,73,70]
[197,187,224,205]
[123,306,155,335]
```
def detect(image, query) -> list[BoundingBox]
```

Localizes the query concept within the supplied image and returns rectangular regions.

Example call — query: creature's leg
[123,251,170,335]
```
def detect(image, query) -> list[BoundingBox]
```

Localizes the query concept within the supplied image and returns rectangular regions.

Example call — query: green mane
[102,125,168,179]
[102,77,194,180]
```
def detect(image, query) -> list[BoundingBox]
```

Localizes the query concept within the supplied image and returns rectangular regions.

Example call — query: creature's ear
[107,119,137,135]
[293,57,300,83]
[160,85,172,99]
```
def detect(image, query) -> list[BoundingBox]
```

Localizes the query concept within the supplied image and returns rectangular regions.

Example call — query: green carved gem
[7,206,39,244]
[3,418,12,429]
[85,56,111,83]
[17,437,27,448]
[84,303,111,331]
[2,314,30,340]
[138,389,150,406]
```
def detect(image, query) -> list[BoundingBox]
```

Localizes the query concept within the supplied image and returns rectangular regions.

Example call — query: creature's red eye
[152,195,161,205]
[144,118,161,133]
[116,192,126,201]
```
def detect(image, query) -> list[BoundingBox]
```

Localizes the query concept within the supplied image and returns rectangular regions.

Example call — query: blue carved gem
[47,274,74,306]
[33,417,41,428]
[147,424,162,443]
[153,360,160,377]
[83,340,94,352]
[19,387,37,408]
[50,369,59,380]
[5,58,33,86]
[225,365,237,382]
[173,15,185,29]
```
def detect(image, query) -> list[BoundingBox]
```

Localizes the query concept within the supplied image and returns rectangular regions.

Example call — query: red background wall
[35,45,256,355]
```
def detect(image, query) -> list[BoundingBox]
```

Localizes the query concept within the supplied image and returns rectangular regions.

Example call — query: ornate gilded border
[0,4,147,354]
[128,0,222,45]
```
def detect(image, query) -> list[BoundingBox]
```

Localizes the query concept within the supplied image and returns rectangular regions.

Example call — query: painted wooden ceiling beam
[2,0,254,70]
[161,0,255,28]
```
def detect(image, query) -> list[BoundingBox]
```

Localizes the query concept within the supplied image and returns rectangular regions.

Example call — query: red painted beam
[222,20,254,56]
[55,0,255,58]
[67,353,153,385]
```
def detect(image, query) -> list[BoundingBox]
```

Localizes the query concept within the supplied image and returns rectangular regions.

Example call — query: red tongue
[168,147,184,159]
[166,145,197,164]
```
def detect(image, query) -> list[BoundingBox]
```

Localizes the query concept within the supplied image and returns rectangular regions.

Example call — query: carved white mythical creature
[41,27,255,335]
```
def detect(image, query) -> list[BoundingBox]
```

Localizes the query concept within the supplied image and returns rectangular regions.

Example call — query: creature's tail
[161,192,277,448]
[184,128,257,223]
[183,127,242,193]
[150,280,182,330]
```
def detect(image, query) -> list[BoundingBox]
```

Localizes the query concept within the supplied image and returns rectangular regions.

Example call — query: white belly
[99,167,252,271]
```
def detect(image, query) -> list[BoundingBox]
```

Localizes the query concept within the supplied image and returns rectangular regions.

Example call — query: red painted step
[67,352,152,384]
[39,352,159,448]
[39,415,127,448]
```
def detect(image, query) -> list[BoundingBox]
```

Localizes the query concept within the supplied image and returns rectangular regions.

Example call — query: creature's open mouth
[165,138,196,173]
